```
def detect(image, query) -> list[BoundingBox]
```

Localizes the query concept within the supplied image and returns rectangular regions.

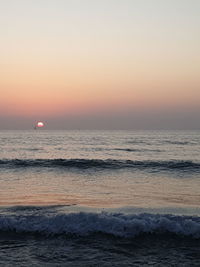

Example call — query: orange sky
[0,0,199,129]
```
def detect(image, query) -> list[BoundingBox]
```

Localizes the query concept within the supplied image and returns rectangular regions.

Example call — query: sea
[0,130,199,266]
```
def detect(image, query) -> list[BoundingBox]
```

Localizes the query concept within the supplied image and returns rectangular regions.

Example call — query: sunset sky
[0,0,199,129]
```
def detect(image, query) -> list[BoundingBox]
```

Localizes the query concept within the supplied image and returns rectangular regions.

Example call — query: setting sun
[37,122,44,128]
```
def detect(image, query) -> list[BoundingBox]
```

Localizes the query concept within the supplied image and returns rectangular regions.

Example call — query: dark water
[0,130,199,265]
[1,233,199,266]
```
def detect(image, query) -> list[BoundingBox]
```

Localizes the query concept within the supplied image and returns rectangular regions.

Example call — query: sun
[37,122,44,127]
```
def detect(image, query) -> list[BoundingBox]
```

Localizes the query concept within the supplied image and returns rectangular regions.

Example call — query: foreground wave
[0,158,200,171]
[0,212,199,238]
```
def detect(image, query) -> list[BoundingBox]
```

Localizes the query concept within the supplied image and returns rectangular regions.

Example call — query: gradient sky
[0,0,200,129]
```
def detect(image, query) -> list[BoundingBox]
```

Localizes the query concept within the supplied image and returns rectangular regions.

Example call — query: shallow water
[0,130,199,265]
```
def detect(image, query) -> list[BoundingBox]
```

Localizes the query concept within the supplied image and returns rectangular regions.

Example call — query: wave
[163,140,192,145]
[114,148,142,152]
[0,158,199,171]
[25,148,43,151]
[126,140,151,145]
[0,212,199,238]
[126,140,198,146]
[114,148,163,152]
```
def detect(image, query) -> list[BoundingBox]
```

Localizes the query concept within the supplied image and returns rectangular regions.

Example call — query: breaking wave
[0,212,199,238]
[0,158,199,171]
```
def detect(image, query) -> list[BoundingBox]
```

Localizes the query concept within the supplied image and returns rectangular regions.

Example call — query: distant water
[0,130,199,266]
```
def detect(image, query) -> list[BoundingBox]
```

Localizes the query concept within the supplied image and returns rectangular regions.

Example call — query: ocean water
[0,130,199,266]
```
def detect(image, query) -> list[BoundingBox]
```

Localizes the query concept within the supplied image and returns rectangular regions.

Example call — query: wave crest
[0,212,199,238]
[0,159,199,171]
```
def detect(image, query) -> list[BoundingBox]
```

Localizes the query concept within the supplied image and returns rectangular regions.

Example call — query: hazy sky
[0,0,199,129]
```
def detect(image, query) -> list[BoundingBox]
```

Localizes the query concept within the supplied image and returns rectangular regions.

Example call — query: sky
[0,0,199,129]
